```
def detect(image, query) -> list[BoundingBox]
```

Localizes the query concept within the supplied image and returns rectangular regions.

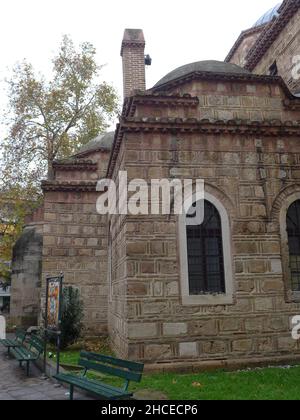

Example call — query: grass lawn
[131,367,300,400]
[55,347,300,400]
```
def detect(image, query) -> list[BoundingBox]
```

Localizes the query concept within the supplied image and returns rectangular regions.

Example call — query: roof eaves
[151,70,294,98]
[245,0,300,71]
[225,23,268,63]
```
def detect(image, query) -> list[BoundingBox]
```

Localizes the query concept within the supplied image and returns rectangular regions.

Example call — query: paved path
[0,346,92,400]
[0,342,168,401]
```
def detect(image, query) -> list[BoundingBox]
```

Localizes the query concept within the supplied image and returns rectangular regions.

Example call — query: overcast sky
[0,0,280,124]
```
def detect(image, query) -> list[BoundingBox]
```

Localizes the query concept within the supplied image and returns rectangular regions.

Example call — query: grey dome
[154,60,250,88]
[253,3,281,27]
[76,132,115,155]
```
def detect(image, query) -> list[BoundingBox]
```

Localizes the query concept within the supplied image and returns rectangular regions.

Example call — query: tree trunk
[47,160,55,181]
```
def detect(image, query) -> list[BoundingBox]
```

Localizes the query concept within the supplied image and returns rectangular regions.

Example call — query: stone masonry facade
[107,76,300,366]
[40,150,110,335]
[10,223,43,328]
[10,1,300,370]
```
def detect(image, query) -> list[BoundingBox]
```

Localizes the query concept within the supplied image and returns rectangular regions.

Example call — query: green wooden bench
[53,351,144,400]
[10,334,44,376]
[0,329,27,355]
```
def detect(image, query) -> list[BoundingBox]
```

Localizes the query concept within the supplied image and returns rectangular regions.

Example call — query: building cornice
[106,117,300,178]
[120,41,145,56]
[283,98,300,110]
[121,116,300,134]
[73,148,111,158]
[53,160,97,172]
[122,93,199,118]
[41,181,97,192]
[106,71,298,178]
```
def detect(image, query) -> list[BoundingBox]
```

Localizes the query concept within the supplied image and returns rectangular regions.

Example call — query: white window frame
[178,192,234,306]
[280,193,300,302]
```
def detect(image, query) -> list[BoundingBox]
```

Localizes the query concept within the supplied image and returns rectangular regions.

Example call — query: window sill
[182,294,234,306]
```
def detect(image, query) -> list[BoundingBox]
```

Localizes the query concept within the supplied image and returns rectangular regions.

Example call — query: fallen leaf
[192,382,203,388]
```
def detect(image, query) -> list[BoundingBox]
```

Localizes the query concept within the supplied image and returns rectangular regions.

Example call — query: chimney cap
[121,29,145,55]
[123,28,145,42]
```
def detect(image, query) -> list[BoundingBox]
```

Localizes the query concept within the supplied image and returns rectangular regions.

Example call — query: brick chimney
[121,29,146,98]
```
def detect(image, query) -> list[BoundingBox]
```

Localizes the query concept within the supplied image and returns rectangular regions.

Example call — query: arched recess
[273,187,300,302]
[178,186,235,306]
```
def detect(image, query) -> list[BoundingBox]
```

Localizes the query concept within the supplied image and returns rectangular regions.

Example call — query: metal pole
[56,274,63,376]
[43,277,49,377]
[43,329,48,376]
[56,331,61,375]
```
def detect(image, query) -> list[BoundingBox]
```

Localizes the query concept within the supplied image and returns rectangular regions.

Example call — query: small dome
[75,132,115,155]
[253,3,281,27]
[154,60,250,88]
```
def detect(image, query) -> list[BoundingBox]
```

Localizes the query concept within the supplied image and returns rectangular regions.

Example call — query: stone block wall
[123,134,300,363]
[41,190,108,335]
[108,78,300,366]
[108,141,130,357]
[10,223,43,328]
[40,151,111,335]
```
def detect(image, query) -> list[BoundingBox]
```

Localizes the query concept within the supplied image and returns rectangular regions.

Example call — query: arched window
[186,200,225,295]
[287,200,300,291]
[179,192,234,306]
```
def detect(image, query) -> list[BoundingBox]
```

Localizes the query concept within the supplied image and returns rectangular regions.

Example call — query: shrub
[60,286,84,349]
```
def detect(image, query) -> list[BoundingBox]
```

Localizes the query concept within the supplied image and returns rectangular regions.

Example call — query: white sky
[0,0,279,125]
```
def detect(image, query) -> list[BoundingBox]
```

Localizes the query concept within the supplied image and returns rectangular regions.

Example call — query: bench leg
[69,385,74,401]
[19,361,22,368]
[26,361,30,377]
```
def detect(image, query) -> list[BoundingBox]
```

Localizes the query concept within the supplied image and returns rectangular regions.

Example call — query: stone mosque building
[10,0,300,369]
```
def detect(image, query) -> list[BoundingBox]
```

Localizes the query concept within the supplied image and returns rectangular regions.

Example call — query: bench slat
[53,374,132,399]
[54,351,143,400]
[29,336,44,354]
[10,336,44,361]
[81,351,144,373]
[11,347,38,361]
[7,333,44,376]
[55,373,124,394]
[0,330,26,349]
[0,339,16,347]
[72,377,126,396]
[16,330,27,343]
[78,358,142,383]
